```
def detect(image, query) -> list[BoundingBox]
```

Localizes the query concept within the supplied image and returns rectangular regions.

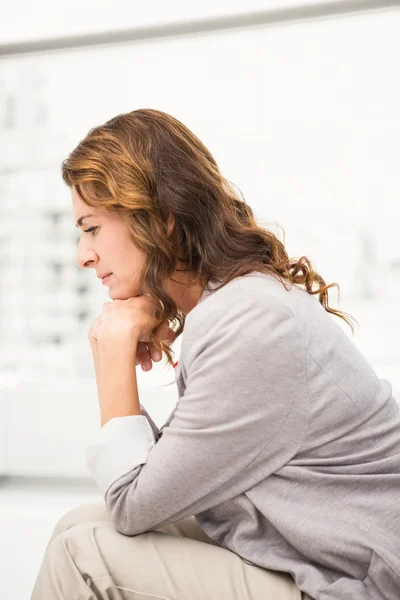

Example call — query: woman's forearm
[90,342,102,399]
[97,344,141,427]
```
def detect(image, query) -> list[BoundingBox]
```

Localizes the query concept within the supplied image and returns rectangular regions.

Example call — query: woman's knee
[32,522,108,599]
[49,500,109,544]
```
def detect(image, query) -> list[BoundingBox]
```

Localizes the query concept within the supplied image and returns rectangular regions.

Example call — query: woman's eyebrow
[75,214,94,227]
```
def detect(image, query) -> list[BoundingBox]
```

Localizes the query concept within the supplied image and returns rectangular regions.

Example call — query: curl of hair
[63,108,358,371]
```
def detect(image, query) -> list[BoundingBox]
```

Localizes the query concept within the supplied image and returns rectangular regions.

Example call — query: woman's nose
[76,242,98,269]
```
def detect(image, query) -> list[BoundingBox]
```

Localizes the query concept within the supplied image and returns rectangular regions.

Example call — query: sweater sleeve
[140,404,160,440]
[87,290,309,536]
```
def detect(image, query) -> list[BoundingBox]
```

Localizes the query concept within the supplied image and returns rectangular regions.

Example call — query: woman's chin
[108,285,140,301]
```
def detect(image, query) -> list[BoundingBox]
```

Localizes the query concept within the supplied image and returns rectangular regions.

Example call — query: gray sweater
[87,271,400,600]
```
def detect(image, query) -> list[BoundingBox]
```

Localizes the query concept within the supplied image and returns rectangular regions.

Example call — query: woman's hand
[88,295,176,371]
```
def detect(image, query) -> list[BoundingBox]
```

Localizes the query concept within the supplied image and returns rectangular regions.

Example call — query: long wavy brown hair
[62,108,358,368]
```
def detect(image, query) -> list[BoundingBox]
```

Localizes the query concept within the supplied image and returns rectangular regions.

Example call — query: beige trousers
[31,500,303,600]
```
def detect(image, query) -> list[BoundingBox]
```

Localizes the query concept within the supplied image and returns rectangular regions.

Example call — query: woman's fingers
[136,342,162,371]
[145,342,161,364]
[136,341,152,370]
[88,315,102,345]
[158,323,177,344]
[135,323,177,371]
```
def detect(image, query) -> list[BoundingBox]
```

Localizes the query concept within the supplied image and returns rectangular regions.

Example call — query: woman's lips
[101,273,113,284]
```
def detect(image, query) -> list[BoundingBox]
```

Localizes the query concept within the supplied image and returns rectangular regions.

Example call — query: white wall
[1,381,178,477]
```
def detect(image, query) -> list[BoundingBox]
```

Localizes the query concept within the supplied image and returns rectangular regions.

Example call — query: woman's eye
[83,227,98,235]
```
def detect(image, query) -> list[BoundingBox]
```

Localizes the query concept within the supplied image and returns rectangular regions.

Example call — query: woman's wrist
[98,333,139,364]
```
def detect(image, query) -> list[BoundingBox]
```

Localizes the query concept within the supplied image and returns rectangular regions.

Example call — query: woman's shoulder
[180,271,307,380]
[190,271,298,317]
[185,271,300,338]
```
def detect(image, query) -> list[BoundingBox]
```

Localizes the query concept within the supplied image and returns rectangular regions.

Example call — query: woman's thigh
[33,501,302,600]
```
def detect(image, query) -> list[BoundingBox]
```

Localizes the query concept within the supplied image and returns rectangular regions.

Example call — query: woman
[31,109,400,600]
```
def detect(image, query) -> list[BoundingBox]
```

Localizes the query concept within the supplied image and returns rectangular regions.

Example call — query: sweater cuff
[86,415,156,494]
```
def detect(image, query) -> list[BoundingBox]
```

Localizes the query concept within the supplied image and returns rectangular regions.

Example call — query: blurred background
[1,0,400,596]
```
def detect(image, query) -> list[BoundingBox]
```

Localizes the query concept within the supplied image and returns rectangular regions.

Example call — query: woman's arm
[89,337,160,439]
[86,292,309,536]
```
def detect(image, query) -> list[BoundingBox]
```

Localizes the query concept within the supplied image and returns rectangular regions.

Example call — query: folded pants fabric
[30,500,302,600]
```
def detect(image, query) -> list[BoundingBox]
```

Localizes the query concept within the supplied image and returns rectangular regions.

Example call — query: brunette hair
[62,108,357,367]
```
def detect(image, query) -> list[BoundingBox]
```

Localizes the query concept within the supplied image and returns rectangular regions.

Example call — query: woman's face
[72,186,204,312]
[72,186,147,300]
